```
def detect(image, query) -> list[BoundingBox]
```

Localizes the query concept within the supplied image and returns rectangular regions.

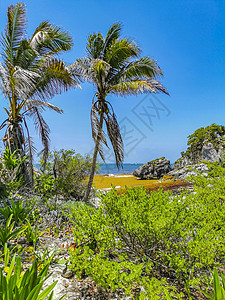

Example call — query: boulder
[133,157,171,179]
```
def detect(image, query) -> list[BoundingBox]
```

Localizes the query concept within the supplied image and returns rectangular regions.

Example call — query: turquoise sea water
[35,163,143,175]
[98,163,143,175]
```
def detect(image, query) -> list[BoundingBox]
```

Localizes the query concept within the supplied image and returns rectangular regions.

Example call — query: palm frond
[13,66,40,99]
[91,102,108,161]
[105,39,140,68]
[30,21,73,56]
[120,57,163,81]
[86,32,104,59]
[24,117,36,185]
[68,58,92,82]
[110,79,169,96]
[104,109,123,169]
[102,22,122,58]
[15,39,36,68]
[0,62,10,98]
[30,107,50,169]
[24,117,36,160]
[28,58,77,101]
[24,99,63,114]
[91,59,111,87]
[4,3,27,63]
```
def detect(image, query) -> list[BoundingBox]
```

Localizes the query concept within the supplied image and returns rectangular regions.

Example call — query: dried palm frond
[30,107,50,169]
[104,108,123,169]
[91,101,108,161]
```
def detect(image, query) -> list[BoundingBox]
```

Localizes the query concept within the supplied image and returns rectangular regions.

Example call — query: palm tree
[0,3,77,184]
[70,23,169,201]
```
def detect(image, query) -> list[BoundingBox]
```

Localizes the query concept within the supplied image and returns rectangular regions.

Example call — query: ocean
[34,163,143,175]
[98,163,143,175]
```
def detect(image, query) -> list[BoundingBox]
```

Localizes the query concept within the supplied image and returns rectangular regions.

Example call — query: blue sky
[0,0,225,164]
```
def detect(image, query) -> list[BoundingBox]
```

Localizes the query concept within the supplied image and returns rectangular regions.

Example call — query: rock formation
[170,124,225,179]
[133,157,172,179]
[134,124,225,181]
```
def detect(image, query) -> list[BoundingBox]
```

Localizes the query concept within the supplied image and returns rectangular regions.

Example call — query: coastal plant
[67,202,174,298]
[24,219,46,247]
[70,22,169,201]
[34,173,55,199]
[0,254,60,300]
[198,269,225,299]
[0,148,27,195]
[35,149,95,200]
[0,215,25,247]
[68,170,225,297]
[0,2,77,185]
[34,247,56,271]
[165,269,225,299]
[0,199,32,224]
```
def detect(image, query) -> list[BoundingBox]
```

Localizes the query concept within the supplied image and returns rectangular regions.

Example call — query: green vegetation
[70,22,169,201]
[0,2,77,185]
[0,215,25,247]
[35,149,95,200]
[0,2,224,299]
[66,162,225,298]
[0,199,32,224]
[0,246,59,300]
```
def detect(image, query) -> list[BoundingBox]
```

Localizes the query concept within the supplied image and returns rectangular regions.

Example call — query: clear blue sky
[0,0,225,164]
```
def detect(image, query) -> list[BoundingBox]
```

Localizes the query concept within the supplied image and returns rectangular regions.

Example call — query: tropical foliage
[0,2,77,184]
[67,162,225,298]
[0,250,59,300]
[35,149,95,200]
[70,22,169,201]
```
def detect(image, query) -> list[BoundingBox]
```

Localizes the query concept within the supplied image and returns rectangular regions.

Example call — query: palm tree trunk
[84,111,104,202]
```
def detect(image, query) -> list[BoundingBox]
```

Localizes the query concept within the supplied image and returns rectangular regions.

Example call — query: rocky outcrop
[169,163,209,180]
[170,140,225,180]
[133,157,171,179]
[173,143,224,171]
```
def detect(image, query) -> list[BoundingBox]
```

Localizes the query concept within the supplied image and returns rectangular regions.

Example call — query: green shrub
[181,123,225,158]
[0,148,28,195]
[35,149,97,200]
[68,163,225,297]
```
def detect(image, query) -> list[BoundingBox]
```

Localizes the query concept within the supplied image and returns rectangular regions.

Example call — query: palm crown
[70,22,169,200]
[0,2,77,176]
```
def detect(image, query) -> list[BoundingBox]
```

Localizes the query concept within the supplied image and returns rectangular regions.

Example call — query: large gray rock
[202,143,222,162]
[169,163,209,180]
[173,143,224,171]
[133,157,171,179]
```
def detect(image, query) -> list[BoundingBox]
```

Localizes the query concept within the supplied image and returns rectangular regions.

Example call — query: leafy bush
[35,149,97,200]
[0,148,27,196]
[184,123,225,157]
[68,163,225,297]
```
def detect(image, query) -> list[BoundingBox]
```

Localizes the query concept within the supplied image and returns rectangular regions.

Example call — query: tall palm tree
[70,23,169,201]
[0,3,77,184]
